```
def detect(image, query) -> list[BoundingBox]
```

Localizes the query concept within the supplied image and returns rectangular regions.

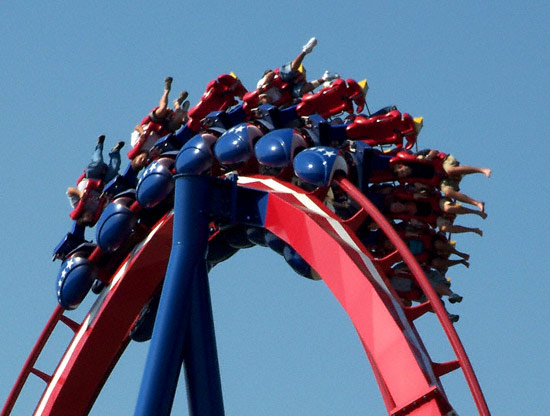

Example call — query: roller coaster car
[306,114,348,147]
[102,169,140,198]
[56,245,100,310]
[241,90,262,114]
[246,104,301,131]
[346,108,423,150]
[343,143,394,187]
[150,132,180,156]
[254,127,308,168]
[187,73,247,132]
[213,123,264,166]
[52,229,94,262]
[296,78,366,119]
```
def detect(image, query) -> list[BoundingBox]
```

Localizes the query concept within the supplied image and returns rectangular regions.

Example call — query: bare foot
[475,201,485,213]
[482,168,491,178]
[474,228,483,237]
[479,211,488,219]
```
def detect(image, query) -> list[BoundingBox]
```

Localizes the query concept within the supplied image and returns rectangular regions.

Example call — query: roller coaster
[2,54,491,415]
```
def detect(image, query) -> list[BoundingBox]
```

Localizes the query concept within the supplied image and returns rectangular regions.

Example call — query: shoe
[97,135,105,145]
[322,70,340,82]
[448,313,460,323]
[91,279,105,294]
[302,37,317,54]
[164,76,173,90]
[176,90,189,106]
[448,293,463,304]
[111,141,125,152]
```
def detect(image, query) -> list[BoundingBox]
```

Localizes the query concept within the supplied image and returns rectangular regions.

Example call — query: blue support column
[184,262,225,416]
[134,174,224,416]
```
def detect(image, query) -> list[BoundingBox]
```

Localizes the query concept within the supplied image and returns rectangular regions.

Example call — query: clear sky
[1,1,548,415]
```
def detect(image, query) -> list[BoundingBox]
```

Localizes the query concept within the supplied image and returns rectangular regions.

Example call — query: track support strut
[134,174,224,416]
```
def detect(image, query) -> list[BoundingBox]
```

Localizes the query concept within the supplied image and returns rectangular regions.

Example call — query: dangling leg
[442,200,487,219]
[86,135,106,179]
[445,258,470,268]
[442,186,485,213]
[153,77,173,119]
[173,91,189,111]
[105,141,125,183]
[434,239,470,260]
[289,37,317,72]
[440,222,483,236]
[446,165,491,178]
[431,256,469,270]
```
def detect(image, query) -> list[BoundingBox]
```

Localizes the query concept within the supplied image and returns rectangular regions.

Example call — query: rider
[255,37,339,107]
[391,149,491,213]
[67,135,124,226]
[128,76,190,164]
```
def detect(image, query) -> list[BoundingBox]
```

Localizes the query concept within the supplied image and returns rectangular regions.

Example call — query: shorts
[442,154,459,171]
[390,276,414,292]
[279,63,305,98]
[426,269,450,287]
[440,178,460,192]
[279,62,299,82]
[441,154,462,191]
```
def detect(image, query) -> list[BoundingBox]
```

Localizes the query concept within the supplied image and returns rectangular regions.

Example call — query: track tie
[342,208,368,231]
[59,315,80,333]
[403,301,432,321]
[373,250,401,272]
[432,360,461,377]
[390,386,441,415]
[30,368,52,384]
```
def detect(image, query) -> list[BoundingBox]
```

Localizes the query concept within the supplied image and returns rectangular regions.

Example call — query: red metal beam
[1,306,64,416]
[337,177,490,415]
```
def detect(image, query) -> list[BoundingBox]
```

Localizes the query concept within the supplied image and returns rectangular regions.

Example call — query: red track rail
[2,306,62,416]
[337,177,490,415]
[2,175,490,415]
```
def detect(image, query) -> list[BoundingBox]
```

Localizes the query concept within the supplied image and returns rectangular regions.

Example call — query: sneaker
[448,313,460,323]
[97,135,106,145]
[448,293,463,304]
[91,279,105,294]
[111,141,125,152]
[164,76,173,91]
[302,37,317,54]
[176,90,189,106]
[322,70,340,82]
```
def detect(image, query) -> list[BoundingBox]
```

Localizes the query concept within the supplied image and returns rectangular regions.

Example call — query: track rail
[2,175,489,415]
[337,177,490,415]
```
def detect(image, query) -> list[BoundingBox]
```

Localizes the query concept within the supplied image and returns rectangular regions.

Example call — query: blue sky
[1,1,549,415]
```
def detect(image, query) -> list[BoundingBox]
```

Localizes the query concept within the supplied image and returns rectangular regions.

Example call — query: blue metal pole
[134,174,212,416]
[184,261,225,416]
